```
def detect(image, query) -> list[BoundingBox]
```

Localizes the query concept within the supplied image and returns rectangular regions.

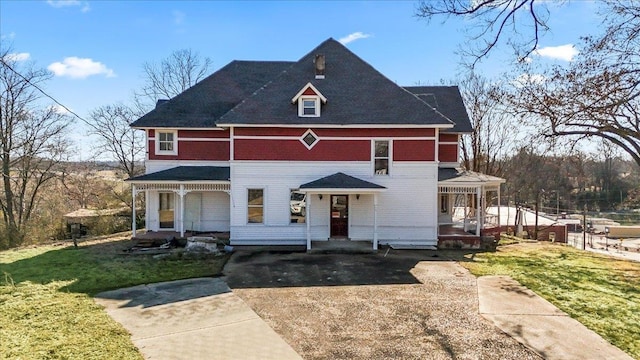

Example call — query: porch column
[179,184,186,237]
[497,186,501,232]
[373,193,379,250]
[476,186,481,236]
[306,192,312,250]
[464,193,469,232]
[132,185,137,237]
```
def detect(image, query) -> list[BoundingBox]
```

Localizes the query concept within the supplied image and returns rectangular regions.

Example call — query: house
[127,38,505,250]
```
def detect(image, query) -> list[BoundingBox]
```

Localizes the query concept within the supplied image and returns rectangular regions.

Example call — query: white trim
[439,141,458,145]
[298,96,321,117]
[216,123,454,129]
[301,188,385,193]
[291,82,327,103]
[300,129,319,149]
[145,129,149,161]
[155,129,178,156]
[229,126,235,161]
[126,180,230,185]
[246,187,266,225]
[372,139,392,176]
[232,135,437,141]
[133,127,227,131]
[149,136,230,142]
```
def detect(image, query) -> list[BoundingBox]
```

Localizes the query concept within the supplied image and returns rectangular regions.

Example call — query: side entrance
[330,195,349,238]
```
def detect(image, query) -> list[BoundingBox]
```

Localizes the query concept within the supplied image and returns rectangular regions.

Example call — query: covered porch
[127,166,231,238]
[438,168,505,248]
[299,172,386,251]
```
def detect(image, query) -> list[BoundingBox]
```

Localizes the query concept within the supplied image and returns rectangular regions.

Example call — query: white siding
[146,190,230,233]
[230,160,438,246]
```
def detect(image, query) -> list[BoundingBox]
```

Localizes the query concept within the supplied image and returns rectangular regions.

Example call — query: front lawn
[455,243,640,359]
[0,236,229,359]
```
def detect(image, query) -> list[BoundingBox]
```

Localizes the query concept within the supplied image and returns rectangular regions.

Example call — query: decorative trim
[300,129,320,149]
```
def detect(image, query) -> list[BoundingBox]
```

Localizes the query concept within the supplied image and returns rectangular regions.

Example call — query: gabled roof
[130,61,294,128]
[300,172,386,192]
[218,38,455,127]
[126,166,230,182]
[404,86,473,133]
[438,168,505,184]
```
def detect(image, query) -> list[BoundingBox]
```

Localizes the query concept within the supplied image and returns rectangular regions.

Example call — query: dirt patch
[225,251,541,359]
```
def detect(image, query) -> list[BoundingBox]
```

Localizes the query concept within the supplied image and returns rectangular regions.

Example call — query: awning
[300,172,386,193]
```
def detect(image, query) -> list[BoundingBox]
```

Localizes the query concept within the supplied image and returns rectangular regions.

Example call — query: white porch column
[476,186,481,236]
[497,186,502,231]
[306,192,312,250]
[373,193,379,250]
[464,192,469,232]
[132,185,137,237]
[179,184,186,237]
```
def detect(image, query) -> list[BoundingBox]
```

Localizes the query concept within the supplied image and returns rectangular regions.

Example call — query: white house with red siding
[128,38,504,250]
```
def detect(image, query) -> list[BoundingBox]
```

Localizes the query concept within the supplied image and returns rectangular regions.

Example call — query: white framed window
[373,140,391,175]
[247,188,264,224]
[289,189,306,224]
[300,129,319,149]
[298,97,320,117]
[156,130,177,155]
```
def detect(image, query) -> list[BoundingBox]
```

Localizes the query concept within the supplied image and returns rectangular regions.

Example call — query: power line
[0,57,90,125]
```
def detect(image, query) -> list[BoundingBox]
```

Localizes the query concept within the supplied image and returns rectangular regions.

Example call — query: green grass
[0,236,229,359]
[455,242,640,359]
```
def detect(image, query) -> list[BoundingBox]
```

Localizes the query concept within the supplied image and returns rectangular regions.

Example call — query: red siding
[178,129,230,138]
[234,127,436,137]
[394,140,436,161]
[439,133,458,142]
[149,140,229,160]
[234,139,370,161]
[302,87,317,95]
[439,144,458,162]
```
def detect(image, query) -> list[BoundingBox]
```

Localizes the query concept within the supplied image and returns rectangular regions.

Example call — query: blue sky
[1,0,602,159]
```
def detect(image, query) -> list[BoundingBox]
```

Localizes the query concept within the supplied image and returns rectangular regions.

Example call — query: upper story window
[299,97,320,117]
[374,140,390,175]
[156,130,177,155]
[291,82,327,118]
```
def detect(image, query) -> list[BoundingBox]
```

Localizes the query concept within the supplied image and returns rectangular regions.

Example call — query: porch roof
[299,172,386,193]
[438,168,505,185]
[126,166,230,183]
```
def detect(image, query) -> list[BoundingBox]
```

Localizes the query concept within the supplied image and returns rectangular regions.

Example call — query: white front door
[184,193,202,232]
[159,192,175,229]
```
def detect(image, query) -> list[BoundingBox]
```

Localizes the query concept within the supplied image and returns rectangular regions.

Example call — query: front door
[330,195,349,238]
[158,192,175,229]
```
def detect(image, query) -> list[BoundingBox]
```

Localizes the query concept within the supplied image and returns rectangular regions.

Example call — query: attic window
[299,97,320,117]
[300,129,319,149]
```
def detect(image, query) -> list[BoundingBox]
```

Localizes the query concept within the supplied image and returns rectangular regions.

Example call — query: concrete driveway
[224,250,540,360]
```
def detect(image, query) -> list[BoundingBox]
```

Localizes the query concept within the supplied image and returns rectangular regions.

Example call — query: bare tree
[0,47,72,248]
[86,104,144,178]
[416,0,552,66]
[458,73,514,176]
[136,48,212,108]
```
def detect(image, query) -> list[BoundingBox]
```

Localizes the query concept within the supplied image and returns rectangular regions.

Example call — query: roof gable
[291,82,327,103]
[218,38,455,127]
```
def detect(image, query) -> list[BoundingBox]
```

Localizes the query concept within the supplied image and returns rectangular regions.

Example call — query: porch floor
[438,224,477,237]
[133,231,230,241]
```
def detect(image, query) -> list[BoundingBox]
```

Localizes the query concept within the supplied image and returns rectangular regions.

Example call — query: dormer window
[300,97,319,117]
[292,82,327,118]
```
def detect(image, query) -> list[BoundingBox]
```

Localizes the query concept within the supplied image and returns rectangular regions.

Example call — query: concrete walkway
[477,276,632,360]
[94,278,301,360]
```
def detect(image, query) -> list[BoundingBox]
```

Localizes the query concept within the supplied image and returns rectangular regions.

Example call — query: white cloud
[47,57,115,79]
[534,44,578,62]
[173,10,185,25]
[47,0,90,12]
[339,32,372,45]
[3,52,30,62]
[49,104,71,115]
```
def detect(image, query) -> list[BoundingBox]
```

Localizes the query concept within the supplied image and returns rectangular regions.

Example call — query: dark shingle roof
[217,38,455,127]
[300,172,385,190]
[127,166,230,182]
[131,61,294,128]
[404,86,473,133]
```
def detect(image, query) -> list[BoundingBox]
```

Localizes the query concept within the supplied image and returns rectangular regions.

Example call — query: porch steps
[389,244,438,250]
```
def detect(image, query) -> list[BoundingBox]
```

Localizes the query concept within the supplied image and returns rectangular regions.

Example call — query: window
[159,192,174,228]
[440,194,449,213]
[298,97,320,117]
[290,190,306,224]
[374,140,390,175]
[156,130,177,155]
[247,189,264,223]
[300,129,319,149]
